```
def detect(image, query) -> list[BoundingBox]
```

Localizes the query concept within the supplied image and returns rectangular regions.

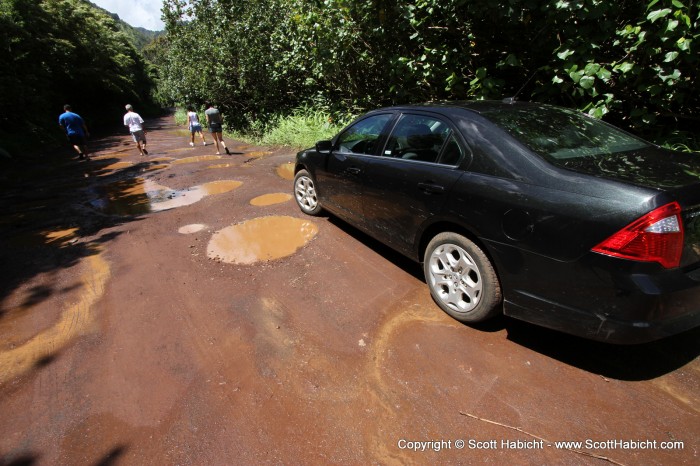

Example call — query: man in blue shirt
[58,104,90,160]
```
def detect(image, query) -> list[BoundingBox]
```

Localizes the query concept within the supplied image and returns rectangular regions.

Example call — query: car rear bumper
[504,296,700,344]
[499,251,700,344]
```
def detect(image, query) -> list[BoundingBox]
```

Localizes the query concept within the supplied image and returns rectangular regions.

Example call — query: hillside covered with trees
[0,0,159,154]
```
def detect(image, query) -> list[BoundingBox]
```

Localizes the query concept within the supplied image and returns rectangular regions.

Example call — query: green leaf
[647,8,672,23]
[584,63,601,76]
[569,69,584,83]
[557,49,575,60]
[664,51,678,62]
[579,76,595,90]
[614,62,635,73]
[596,68,612,81]
[475,67,487,79]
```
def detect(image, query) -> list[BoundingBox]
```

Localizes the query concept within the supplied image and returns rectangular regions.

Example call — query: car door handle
[418,182,445,194]
[346,167,362,175]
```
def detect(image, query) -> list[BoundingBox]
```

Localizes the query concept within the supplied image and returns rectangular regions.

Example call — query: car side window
[384,114,449,163]
[438,133,464,166]
[337,114,392,155]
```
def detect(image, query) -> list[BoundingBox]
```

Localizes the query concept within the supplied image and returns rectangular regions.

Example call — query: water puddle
[0,248,110,384]
[245,151,272,159]
[43,227,79,246]
[98,161,134,176]
[144,164,170,171]
[90,178,242,215]
[169,147,200,154]
[104,161,133,170]
[276,163,295,180]
[250,193,292,206]
[148,179,242,211]
[207,164,232,169]
[90,179,152,215]
[207,216,318,264]
[91,148,133,160]
[178,224,207,234]
[172,155,223,165]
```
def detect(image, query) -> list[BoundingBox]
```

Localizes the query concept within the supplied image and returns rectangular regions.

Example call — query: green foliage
[0,0,158,154]
[258,107,354,147]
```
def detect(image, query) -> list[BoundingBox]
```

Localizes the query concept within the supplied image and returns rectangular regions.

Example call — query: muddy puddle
[178,224,207,234]
[207,216,318,264]
[250,193,292,206]
[0,248,110,384]
[98,161,134,176]
[90,179,242,215]
[43,227,79,246]
[276,163,295,180]
[245,151,272,159]
[172,155,224,165]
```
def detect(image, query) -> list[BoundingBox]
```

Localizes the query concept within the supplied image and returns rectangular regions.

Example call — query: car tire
[423,232,502,323]
[294,169,322,216]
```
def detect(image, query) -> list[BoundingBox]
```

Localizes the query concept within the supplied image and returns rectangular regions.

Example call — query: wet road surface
[0,115,698,465]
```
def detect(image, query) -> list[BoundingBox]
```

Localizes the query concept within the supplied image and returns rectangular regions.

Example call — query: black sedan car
[293,101,700,343]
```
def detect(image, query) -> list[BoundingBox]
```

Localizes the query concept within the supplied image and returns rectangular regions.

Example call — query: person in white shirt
[123,104,148,156]
[186,105,207,147]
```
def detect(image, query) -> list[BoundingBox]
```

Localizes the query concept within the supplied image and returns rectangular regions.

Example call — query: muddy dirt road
[1,115,698,465]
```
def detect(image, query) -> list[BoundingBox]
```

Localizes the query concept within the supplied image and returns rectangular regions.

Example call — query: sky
[91,0,165,31]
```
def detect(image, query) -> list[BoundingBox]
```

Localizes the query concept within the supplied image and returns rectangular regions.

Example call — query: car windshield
[483,105,650,162]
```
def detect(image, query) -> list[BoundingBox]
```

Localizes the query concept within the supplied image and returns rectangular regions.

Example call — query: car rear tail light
[592,202,684,269]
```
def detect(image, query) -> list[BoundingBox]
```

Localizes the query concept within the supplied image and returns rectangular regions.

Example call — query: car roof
[374,99,559,117]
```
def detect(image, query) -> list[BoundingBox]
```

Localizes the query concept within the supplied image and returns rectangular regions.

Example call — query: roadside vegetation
[1,0,698,157]
[159,0,699,151]
[175,106,354,149]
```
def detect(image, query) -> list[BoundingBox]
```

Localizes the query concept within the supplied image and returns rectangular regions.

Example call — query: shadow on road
[0,125,163,315]
[506,319,700,381]
[326,215,700,381]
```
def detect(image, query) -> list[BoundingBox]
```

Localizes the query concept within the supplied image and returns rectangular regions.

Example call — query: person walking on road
[204,102,231,155]
[59,104,90,160]
[123,104,148,156]
[186,105,207,147]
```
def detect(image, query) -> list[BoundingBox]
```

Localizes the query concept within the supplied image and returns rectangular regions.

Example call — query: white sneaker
[189,142,194,147]
[202,141,206,146]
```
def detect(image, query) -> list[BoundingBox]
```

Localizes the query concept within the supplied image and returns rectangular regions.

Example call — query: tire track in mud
[0,249,110,385]
[363,292,459,464]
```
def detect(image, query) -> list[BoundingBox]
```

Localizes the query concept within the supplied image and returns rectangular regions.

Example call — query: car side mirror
[315,140,333,153]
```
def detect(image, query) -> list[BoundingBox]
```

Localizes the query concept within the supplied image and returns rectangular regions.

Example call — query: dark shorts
[131,130,147,143]
[190,123,203,134]
[68,134,86,146]
[209,123,222,133]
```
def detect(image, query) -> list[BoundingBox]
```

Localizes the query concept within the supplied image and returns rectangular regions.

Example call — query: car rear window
[483,105,650,162]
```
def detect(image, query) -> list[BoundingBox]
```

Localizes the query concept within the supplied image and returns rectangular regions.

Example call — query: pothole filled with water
[276,163,295,180]
[250,193,292,206]
[178,224,207,234]
[90,179,242,215]
[207,216,318,264]
[172,155,224,165]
